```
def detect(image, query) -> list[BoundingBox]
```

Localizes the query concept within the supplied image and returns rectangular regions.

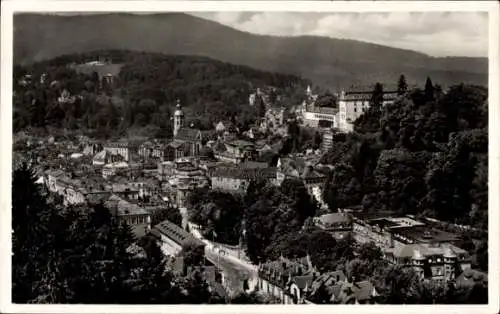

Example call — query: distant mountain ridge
[14,13,488,89]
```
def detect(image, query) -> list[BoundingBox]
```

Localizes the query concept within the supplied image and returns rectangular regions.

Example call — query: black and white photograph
[1,1,499,312]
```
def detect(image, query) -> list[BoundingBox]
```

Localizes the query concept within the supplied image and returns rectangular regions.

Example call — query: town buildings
[209,163,277,194]
[275,157,326,203]
[307,271,379,304]
[213,139,257,164]
[103,142,131,162]
[384,243,469,283]
[257,255,317,304]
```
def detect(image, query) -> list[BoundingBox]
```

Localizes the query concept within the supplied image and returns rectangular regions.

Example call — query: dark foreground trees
[11,164,223,304]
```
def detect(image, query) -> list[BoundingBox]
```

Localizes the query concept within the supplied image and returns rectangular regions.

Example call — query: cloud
[191,12,488,57]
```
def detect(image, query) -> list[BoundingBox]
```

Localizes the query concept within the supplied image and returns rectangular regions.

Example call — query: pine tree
[370,82,384,111]
[425,77,435,101]
[397,75,408,96]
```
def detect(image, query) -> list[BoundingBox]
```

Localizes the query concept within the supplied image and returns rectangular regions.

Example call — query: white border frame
[1,1,499,314]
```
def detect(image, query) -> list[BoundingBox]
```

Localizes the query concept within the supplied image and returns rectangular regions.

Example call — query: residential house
[329,280,379,304]
[213,139,257,164]
[104,194,151,238]
[209,164,277,194]
[384,243,470,283]
[276,157,326,201]
[257,255,318,304]
[111,183,139,201]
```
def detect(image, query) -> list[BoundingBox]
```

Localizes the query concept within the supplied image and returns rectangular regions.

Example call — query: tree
[313,131,322,150]
[179,240,205,267]
[151,207,183,227]
[424,77,435,102]
[397,74,408,96]
[358,242,383,261]
[370,82,384,111]
[231,291,267,304]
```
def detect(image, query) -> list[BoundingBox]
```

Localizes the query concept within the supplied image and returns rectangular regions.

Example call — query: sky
[190,12,488,58]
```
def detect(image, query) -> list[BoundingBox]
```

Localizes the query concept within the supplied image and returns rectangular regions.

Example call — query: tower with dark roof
[173,99,185,137]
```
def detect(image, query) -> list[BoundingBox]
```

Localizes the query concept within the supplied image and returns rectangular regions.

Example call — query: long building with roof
[150,219,205,257]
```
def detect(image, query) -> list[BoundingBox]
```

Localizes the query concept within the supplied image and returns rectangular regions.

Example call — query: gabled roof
[175,128,202,142]
[168,140,184,149]
[293,275,315,290]
[332,280,378,303]
[152,219,205,248]
[316,213,353,225]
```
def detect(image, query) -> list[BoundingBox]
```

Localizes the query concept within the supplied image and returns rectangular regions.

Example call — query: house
[103,142,131,162]
[102,161,129,179]
[305,270,348,303]
[111,183,139,201]
[314,213,354,240]
[257,255,318,304]
[329,280,379,304]
[45,169,66,193]
[209,164,277,194]
[276,157,326,200]
[104,194,151,238]
[215,120,238,134]
[383,243,470,283]
[92,149,122,166]
[213,139,257,164]
[150,219,205,257]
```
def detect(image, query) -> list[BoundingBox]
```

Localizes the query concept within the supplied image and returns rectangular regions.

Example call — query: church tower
[173,99,184,137]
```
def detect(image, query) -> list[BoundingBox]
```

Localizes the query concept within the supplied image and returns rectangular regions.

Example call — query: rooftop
[151,220,205,247]
[105,194,149,216]
[389,243,467,259]
[315,213,353,225]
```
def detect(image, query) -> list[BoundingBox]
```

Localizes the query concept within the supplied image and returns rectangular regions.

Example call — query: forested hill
[14,13,487,89]
[13,50,308,137]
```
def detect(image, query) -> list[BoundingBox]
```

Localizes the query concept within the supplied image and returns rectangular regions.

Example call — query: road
[205,246,258,295]
[179,209,259,295]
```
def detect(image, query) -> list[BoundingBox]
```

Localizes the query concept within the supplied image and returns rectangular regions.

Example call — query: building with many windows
[299,86,399,133]
[337,89,398,132]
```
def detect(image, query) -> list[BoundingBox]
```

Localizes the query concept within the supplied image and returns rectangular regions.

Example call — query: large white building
[299,86,398,133]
